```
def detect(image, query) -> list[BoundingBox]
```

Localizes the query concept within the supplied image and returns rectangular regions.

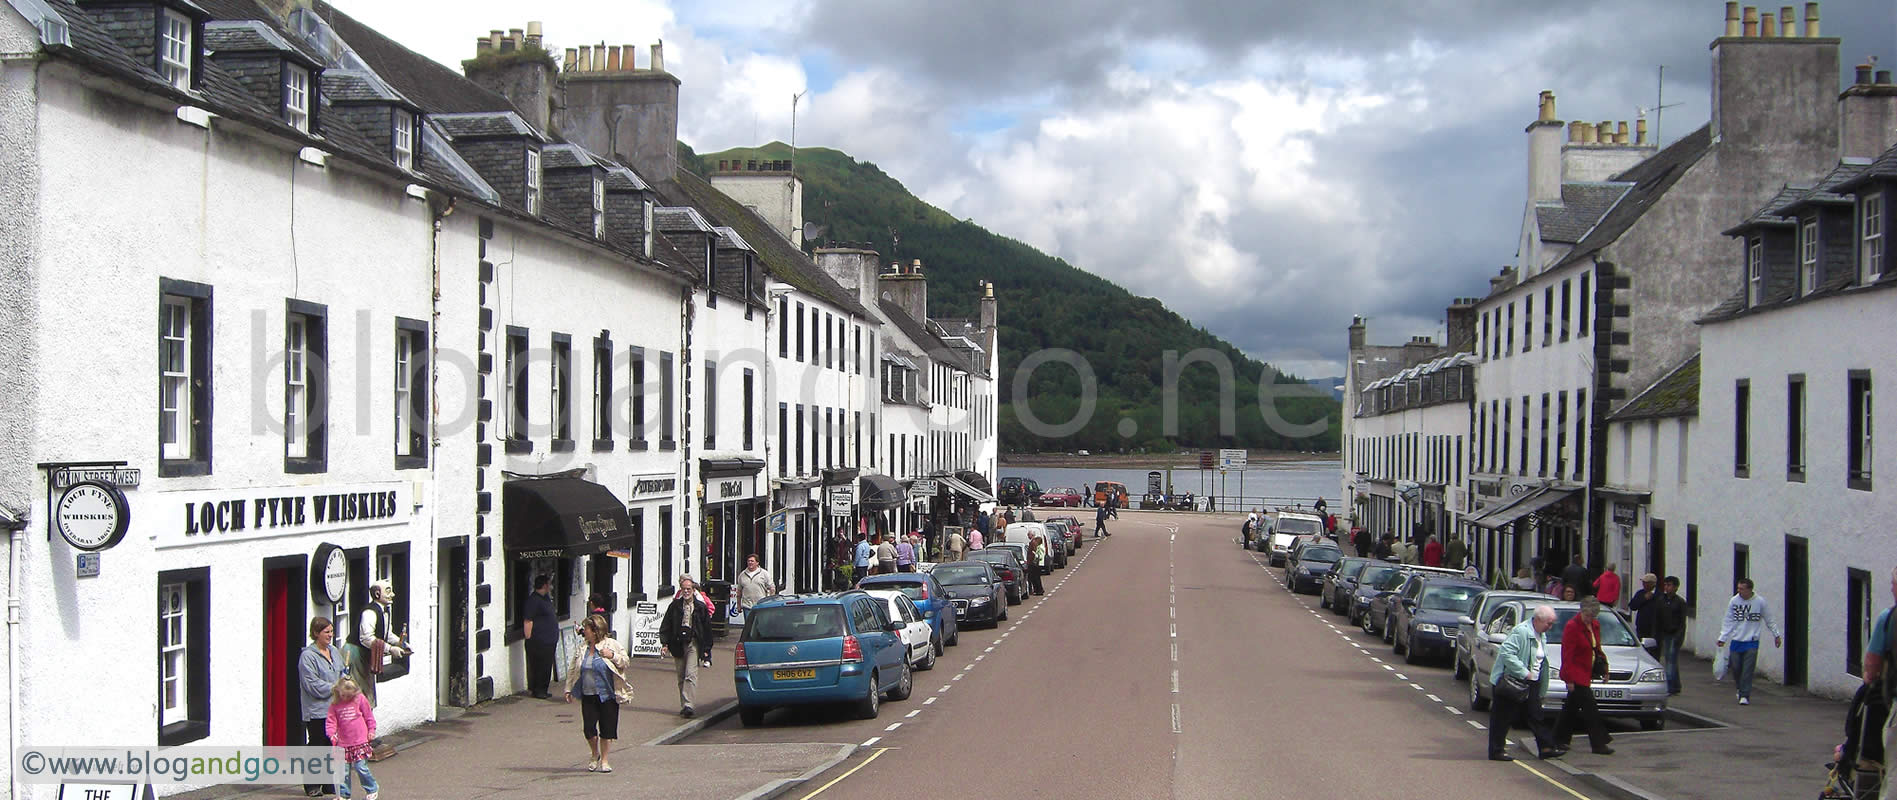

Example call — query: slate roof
[203,19,306,57]
[1836,140,1897,191]
[1609,352,1700,421]
[655,169,871,316]
[320,68,408,104]
[653,207,714,234]
[1555,123,1716,271]
[1783,159,1872,212]
[193,0,324,62]
[432,111,544,141]
[1723,184,1808,234]
[542,143,604,170]
[307,1,516,115]
[712,226,754,252]
[1535,182,1630,244]
[880,298,975,374]
[603,165,650,193]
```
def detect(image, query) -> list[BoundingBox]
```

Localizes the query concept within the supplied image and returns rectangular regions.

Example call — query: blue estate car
[734,592,914,726]
[858,571,961,647]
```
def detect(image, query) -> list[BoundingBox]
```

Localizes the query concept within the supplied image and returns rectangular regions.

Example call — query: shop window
[626,509,647,604]
[285,300,328,473]
[371,543,411,680]
[159,279,213,476]
[157,567,210,745]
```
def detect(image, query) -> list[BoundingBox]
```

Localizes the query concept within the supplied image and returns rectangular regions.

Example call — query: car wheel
[739,705,767,727]
[1402,635,1421,665]
[1640,716,1665,731]
[998,603,1008,622]
[855,672,881,719]
[888,660,914,701]
[925,635,941,666]
[947,625,959,647]
[1468,674,1490,711]
[1320,592,1331,609]
[1453,654,1470,681]
[1382,616,1395,643]
[1361,611,1374,634]
[1393,627,1408,656]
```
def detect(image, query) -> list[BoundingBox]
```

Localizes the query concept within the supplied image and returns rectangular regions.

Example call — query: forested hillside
[686,142,1340,453]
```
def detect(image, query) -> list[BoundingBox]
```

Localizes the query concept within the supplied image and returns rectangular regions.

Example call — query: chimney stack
[1804,2,1819,36]
[878,258,930,323]
[1780,6,1796,36]
[651,41,665,73]
[1348,317,1367,352]
[1526,91,1564,204]
[1725,2,1742,36]
[1840,58,1897,160]
[526,21,542,49]
[979,280,999,358]
[1760,11,1776,37]
[1710,1,1839,163]
[465,22,557,130]
[1742,6,1758,37]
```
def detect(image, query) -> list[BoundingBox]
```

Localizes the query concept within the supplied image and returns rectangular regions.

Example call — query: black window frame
[704,359,718,449]
[794,302,805,363]
[1849,567,1872,678]
[1849,370,1874,492]
[592,332,614,451]
[742,368,755,451]
[625,507,648,603]
[778,297,789,359]
[1559,279,1571,342]
[156,566,211,745]
[778,403,789,475]
[370,542,413,681]
[659,505,676,592]
[1787,374,1806,482]
[550,333,573,451]
[284,299,329,474]
[394,317,429,469]
[1522,294,1533,353]
[659,351,676,450]
[1685,524,1700,618]
[505,326,531,454]
[795,404,806,475]
[158,278,213,477]
[629,346,647,450]
[1734,379,1751,478]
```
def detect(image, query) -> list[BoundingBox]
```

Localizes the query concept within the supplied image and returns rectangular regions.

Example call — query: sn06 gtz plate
[773,668,816,681]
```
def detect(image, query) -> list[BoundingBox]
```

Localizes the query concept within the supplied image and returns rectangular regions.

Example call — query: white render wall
[1346,400,1471,537]
[1691,291,1897,699]
[1603,415,1699,585]
[1470,259,1595,491]
[0,7,38,791]
[710,174,802,246]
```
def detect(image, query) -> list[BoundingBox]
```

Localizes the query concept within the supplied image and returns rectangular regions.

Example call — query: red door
[263,569,290,746]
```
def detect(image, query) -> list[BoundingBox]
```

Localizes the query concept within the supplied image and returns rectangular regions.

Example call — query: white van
[1001,522,1047,549]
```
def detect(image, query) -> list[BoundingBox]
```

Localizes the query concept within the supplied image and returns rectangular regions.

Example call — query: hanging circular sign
[311,543,348,604]
[54,480,130,552]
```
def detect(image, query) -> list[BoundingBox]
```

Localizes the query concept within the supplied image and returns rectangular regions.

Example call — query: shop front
[700,459,767,604]
[502,474,638,685]
[1464,481,1581,583]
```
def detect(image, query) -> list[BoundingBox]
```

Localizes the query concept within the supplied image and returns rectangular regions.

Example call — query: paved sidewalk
[1533,650,1852,800]
[178,643,854,800]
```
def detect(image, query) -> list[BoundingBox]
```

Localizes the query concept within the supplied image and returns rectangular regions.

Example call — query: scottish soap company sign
[152,482,412,548]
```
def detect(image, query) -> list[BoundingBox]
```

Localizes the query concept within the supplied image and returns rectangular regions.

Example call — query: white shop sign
[631,601,663,657]
[151,482,412,548]
[628,473,680,504]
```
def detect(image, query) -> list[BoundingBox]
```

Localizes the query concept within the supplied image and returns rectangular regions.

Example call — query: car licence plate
[1593,687,1625,699]
[773,668,816,681]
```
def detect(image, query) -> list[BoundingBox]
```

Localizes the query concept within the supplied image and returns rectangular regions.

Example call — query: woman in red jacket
[1554,598,1615,755]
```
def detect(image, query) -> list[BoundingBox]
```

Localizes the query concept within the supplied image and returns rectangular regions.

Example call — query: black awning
[503,478,635,560]
[823,466,861,486]
[955,470,992,494]
[701,458,765,478]
[860,474,906,511]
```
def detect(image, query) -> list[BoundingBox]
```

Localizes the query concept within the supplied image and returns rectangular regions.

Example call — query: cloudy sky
[332,0,1894,378]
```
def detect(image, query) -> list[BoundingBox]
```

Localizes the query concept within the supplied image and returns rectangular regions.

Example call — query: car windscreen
[868,580,929,601]
[1338,560,1369,579]
[1419,585,1482,613]
[1375,571,1409,590]
[1545,609,1641,647]
[1300,548,1342,563]
[743,605,846,642]
[1359,566,1399,587]
[1276,517,1322,534]
[970,551,1016,566]
[933,565,991,586]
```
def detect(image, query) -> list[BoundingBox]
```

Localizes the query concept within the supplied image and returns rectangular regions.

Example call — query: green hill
[687,142,1340,453]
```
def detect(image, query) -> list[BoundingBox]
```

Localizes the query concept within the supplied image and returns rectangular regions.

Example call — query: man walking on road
[1554,598,1615,755]
[660,577,714,718]
[523,575,558,699]
[1095,503,1111,538]
[1488,605,1564,761]
[1717,577,1782,705]
[1655,576,1688,693]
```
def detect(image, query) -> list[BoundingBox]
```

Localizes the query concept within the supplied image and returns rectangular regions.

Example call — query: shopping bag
[1712,647,1729,681]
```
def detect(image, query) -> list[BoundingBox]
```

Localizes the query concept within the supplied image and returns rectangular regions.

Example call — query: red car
[1038,487,1083,507]
[1051,515,1085,545]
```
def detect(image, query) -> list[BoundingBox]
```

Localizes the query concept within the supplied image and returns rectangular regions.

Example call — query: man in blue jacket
[1488,605,1565,761]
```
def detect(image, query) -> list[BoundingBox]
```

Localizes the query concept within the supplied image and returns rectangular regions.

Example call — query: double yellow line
[797,747,891,799]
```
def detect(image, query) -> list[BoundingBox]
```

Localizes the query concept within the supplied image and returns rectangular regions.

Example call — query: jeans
[338,759,377,799]
[1732,645,1761,698]
[1488,683,1555,757]
[675,643,700,711]
[1661,635,1683,693]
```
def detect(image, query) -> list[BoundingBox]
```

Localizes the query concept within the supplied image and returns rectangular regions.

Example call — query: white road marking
[1170,624,1177,638]
[1467,720,1486,730]
[1447,707,1464,715]
[1170,643,1178,662]
[924,697,937,705]
[976,655,985,661]
[985,646,995,653]
[1382,665,1395,671]
[1170,607,1176,619]
[1170,704,1181,733]
[1171,669,1179,693]
[939,685,951,693]
[884,722,902,731]
[906,710,921,718]
[1371,657,1383,663]
[1396,674,1409,681]
[1426,694,1442,702]
[953,674,964,681]
[861,737,881,747]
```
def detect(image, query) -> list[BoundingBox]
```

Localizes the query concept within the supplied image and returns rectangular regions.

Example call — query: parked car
[1320,557,1373,612]
[1451,589,1554,681]
[864,590,938,671]
[998,477,1043,506]
[1388,577,1488,665]
[1365,566,1468,639]
[1467,600,1669,730]
[969,548,1030,604]
[1091,481,1129,508]
[1044,520,1076,557]
[1285,543,1344,594]
[931,561,1008,627]
[1038,486,1084,507]
[997,525,1060,569]
[734,591,914,726]
[1346,563,1406,627]
[857,571,960,647]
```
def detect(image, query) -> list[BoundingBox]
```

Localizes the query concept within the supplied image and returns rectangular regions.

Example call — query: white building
[1600,354,1700,591]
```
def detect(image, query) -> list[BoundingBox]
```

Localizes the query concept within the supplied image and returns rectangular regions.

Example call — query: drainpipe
[424,191,452,708]
[7,518,25,800]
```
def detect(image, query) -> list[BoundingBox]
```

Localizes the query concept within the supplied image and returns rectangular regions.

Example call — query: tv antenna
[1637,65,1685,145]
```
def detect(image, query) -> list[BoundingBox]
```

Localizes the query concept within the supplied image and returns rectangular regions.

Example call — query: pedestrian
[586,592,611,621]
[1350,527,1369,558]
[298,617,342,797]
[875,534,899,575]
[895,536,916,572]
[563,614,632,773]
[1487,605,1565,761]
[1003,507,1015,525]
[1422,535,1443,567]
[1095,503,1111,538]
[852,533,873,584]
[1655,576,1689,694]
[1400,537,1420,565]
[735,554,776,616]
[1560,585,1578,602]
[1717,577,1782,705]
[1561,554,1591,600]
[947,528,967,562]
[968,526,984,551]
[325,676,379,800]
[523,574,558,699]
[1864,568,1896,795]
[660,577,714,718]
[1243,511,1257,549]
[1020,505,1037,522]
[1627,573,1660,643]
[1374,534,1395,560]
[1554,597,1615,755]
[353,581,409,712]
[1443,534,1469,571]
[1028,534,1047,596]
[1511,567,1538,592]
[1593,564,1623,608]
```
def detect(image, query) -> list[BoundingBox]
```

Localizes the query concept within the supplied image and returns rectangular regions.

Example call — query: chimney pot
[526,21,543,48]
[1725,2,1742,36]
[1760,11,1777,37]
[1859,62,1876,84]
[490,30,504,51]
[1537,90,1557,122]
[1742,6,1758,37]
[651,41,665,73]
[1616,121,1629,144]
[581,45,594,71]
[1880,70,1894,85]
[1779,6,1796,36]
[622,44,638,70]
[607,46,622,71]
[1567,120,1583,142]
[499,36,516,54]
[1636,117,1649,145]
[564,47,578,71]
[1581,122,1598,144]
[1804,2,1819,37]
[476,37,492,55]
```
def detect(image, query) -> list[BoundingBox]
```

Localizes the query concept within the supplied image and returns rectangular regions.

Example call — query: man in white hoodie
[1716,578,1782,705]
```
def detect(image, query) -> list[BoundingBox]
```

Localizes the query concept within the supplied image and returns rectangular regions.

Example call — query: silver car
[1452,590,1554,682]
[1466,600,1669,730]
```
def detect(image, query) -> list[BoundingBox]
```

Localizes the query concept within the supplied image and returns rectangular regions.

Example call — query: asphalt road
[687,512,1616,798]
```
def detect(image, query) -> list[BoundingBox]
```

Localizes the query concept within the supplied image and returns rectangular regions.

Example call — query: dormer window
[642,200,654,258]
[282,63,310,132]
[159,9,193,91]
[591,176,604,238]
[525,148,542,215]
[392,111,415,171]
[1799,219,1818,295]
[1864,193,1885,284]
[1746,237,1763,305]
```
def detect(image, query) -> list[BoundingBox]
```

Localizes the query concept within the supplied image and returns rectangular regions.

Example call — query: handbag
[1496,672,1533,703]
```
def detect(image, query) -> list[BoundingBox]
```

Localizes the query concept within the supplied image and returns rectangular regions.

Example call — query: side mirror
[1456,615,1475,627]
[1486,633,1507,644]
[886,620,905,632]
[1641,637,1658,649]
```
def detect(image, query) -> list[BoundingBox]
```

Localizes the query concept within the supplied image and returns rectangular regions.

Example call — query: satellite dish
[801,221,827,241]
